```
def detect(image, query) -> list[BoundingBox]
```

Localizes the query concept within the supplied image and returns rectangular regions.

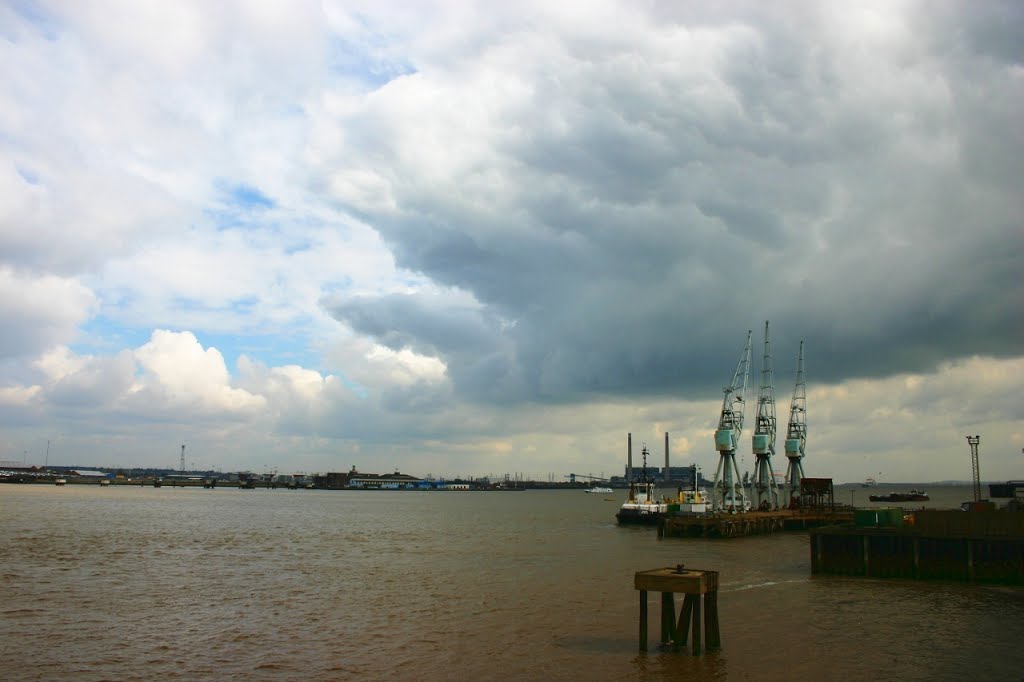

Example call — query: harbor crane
[783,341,807,506]
[711,330,753,513]
[751,321,780,510]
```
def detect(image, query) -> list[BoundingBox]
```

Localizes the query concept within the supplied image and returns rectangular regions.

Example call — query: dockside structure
[810,509,1024,584]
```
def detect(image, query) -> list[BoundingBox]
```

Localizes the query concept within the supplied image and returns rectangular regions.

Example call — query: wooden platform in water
[659,509,853,538]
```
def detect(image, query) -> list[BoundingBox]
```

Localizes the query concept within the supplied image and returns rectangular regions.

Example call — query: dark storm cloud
[327,291,501,357]
[325,2,1023,406]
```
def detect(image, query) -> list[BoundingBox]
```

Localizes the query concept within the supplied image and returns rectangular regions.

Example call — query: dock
[659,509,853,538]
[810,509,1024,583]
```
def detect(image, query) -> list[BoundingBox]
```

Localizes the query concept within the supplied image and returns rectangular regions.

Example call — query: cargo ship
[869,489,929,502]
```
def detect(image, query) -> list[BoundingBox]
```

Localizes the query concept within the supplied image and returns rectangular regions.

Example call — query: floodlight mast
[711,330,753,513]
[751,321,780,510]
[967,435,981,503]
[783,341,807,505]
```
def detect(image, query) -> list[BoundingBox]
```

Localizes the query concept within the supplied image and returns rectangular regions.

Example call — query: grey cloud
[46,352,136,409]
[314,4,1024,406]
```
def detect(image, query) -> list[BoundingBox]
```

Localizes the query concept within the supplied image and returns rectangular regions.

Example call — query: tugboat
[674,464,710,515]
[616,446,670,525]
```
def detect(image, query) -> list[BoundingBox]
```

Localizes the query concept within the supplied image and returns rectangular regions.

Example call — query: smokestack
[664,432,670,482]
[627,433,633,482]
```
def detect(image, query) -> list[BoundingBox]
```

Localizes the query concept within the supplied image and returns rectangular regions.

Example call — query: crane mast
[751,321,780,510]
[783,341,807,505]
[711,330,753,513]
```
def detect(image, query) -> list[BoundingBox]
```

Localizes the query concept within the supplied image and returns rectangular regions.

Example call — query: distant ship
[869,489,929,502]
[862,477,877,488]
[584,486,613,494]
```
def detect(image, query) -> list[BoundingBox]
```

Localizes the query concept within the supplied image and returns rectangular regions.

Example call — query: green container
[854,508,904,528]
[879,507,903,527]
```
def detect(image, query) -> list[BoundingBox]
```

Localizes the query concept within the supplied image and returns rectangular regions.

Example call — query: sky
[1,0,1021,484]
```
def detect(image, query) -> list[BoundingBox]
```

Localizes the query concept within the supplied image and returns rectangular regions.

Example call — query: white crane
[751,321,780,510]
[783,341,807,505]
[711,330,753,513]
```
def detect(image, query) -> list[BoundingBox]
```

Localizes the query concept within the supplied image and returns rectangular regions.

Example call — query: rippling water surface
[2,484,1022,681]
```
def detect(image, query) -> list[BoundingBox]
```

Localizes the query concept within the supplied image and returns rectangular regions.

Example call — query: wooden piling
[638,590,648,651]
[635,566,720,654]
[660,592,675,646]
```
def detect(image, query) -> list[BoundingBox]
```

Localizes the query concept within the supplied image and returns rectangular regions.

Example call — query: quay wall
[810,510,1024,584]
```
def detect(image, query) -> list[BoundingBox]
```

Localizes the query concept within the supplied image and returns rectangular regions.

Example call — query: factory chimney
[664,432,670,482]
[627,433,633,482]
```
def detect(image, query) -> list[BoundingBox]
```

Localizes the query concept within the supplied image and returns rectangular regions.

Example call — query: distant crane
[751,321,780,510]
[711,330,753,513]
[967,435,981,503]
[783,341,807,505]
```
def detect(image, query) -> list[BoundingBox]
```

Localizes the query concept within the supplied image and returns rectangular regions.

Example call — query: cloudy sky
[1,1,1021,483]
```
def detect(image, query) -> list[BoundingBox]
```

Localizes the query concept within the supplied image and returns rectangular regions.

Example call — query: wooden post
[704,591,721,650]
[691,591,702,655]
[676,594,694,646]
[639,590,648,652]
[913,537,920,579]
[661,592,675,646]
[863,535,870,576]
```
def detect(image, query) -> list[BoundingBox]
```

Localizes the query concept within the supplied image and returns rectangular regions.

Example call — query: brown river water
[2,483,1022,681]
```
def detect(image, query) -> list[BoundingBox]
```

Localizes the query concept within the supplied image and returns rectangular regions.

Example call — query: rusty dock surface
[659,509,853,539]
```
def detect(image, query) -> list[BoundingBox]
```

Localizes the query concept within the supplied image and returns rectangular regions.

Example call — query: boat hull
[615,508,666,525]
[868,493,929,502]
